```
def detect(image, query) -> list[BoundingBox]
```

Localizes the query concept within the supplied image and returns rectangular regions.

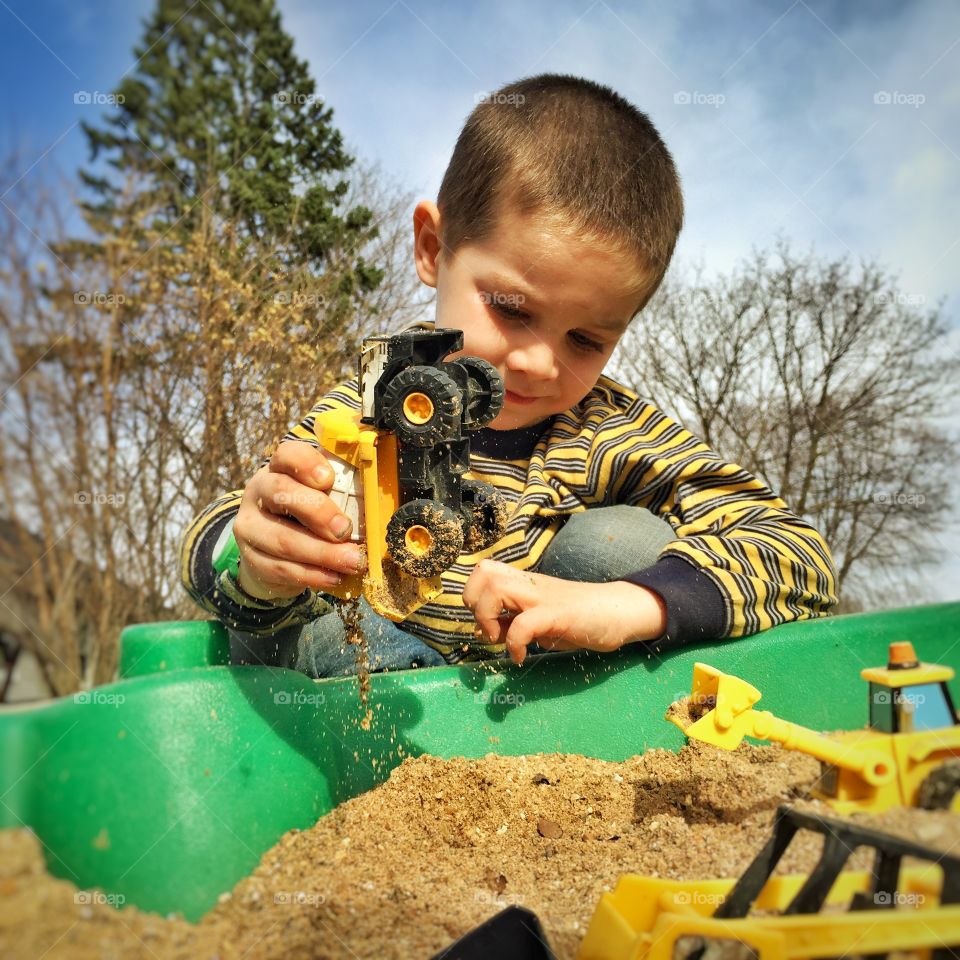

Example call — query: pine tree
[1,1,415,686]
[80,0,380,289]
[57,0,385,505]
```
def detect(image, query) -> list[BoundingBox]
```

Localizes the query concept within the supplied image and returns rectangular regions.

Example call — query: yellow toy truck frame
[316,328,508,620]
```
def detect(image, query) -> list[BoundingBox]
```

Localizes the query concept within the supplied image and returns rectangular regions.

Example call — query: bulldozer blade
[667,663,764,750]
[363,559,443,622]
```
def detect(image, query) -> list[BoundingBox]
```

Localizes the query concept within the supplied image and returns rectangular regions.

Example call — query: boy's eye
[569,331,604,352]
[487,297,528,320]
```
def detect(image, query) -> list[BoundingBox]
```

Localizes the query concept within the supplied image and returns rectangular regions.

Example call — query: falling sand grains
[335,596,371,716]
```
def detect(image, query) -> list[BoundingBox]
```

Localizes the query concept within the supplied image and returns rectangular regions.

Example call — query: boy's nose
[505,340,559,381]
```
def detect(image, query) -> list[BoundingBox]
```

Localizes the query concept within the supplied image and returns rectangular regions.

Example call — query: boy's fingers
[239,541,347,592]
[270,440,334,490]
[504,608,561,665]
[237,553,306,600]
[463,560,539,640]
[471,608,509,645]
[241,515,365,577]
[262,474,354,543]
[464,587,518,643]
[533,637,578,651]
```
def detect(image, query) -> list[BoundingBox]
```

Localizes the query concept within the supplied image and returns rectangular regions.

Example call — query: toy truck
[312,328,509,620]
[441,804,960,959]
[667,641,960,814]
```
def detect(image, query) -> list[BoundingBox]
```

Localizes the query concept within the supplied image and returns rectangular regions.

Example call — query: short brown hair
[438,73,684,309]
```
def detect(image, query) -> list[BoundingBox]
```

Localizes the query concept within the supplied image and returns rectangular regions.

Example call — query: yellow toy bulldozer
[440,804,960,959]
[578,804,960,960]
[667,641,960,814]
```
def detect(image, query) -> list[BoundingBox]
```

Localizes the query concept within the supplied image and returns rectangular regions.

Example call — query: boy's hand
[461,560,667,665]
[233,441,366,601]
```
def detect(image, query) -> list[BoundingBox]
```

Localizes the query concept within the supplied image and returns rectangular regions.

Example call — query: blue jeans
[227,505,675,678]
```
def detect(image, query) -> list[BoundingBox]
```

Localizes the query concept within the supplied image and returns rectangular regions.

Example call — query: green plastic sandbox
[1,602,958,922]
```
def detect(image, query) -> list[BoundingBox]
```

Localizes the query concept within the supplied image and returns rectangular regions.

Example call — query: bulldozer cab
[862,642,958,734]
[578,804,960,960]
[867,680,958,733]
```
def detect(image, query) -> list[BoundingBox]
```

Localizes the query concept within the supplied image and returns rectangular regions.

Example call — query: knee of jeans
[537,505,675,582]
[293,613,347,676]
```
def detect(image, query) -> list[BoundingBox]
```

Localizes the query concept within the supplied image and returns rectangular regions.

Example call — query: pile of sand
[2,743,957,959]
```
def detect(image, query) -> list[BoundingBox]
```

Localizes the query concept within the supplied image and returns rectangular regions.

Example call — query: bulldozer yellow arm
[670,663,896,787]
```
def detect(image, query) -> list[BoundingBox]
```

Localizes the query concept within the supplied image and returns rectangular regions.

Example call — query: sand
[2,744,958,960]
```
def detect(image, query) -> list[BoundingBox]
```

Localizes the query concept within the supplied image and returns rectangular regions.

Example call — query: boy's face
[413,201,650,430]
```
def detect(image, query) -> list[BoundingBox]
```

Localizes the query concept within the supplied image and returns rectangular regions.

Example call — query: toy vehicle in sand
[575,804,960,960]
[441,804,960,958]
[667,641,960,814]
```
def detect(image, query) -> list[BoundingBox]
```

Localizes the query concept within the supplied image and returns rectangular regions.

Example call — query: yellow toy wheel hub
[402,392,434,425]
[404,525,434,556]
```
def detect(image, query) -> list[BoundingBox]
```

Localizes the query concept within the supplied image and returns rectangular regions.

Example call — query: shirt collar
[470,418,554,459]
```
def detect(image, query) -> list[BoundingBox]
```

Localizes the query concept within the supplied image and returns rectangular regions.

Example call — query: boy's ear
[413,200,443,288]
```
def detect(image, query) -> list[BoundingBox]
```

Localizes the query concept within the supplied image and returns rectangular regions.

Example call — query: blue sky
[3,0,957,315]
[2,0,959,599]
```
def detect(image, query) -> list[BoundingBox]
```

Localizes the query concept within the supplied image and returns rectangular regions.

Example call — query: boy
[179,74,838,677]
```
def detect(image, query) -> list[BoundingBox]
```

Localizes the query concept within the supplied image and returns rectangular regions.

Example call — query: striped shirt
[179,373,838,662]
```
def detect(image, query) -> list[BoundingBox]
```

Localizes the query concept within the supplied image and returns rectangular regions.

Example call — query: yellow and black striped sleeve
[177,381,363,634]
[564,377,838,647]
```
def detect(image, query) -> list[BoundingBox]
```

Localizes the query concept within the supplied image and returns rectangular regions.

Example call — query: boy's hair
[438,73,684,310]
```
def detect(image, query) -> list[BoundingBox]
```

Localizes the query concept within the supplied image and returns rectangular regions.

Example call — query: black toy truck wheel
[386,499,465,578]
[381,365,461,447]
[460,479,509,552]
[455,357,505,430]
[917,760,960,812]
